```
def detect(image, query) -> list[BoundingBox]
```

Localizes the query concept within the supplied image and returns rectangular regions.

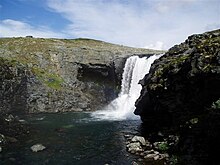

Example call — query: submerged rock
[31,144,46,152]
[0,134,5,144]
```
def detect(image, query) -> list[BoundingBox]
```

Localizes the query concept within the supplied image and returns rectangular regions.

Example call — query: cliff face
[135,29,220,126]
[135,29,220,164]
[0,37,163,114]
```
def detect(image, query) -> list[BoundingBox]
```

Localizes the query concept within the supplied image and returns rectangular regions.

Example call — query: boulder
[126,142,143,152]
[30,144,46,152]
[135,29,220,164]
[131,136,146,146]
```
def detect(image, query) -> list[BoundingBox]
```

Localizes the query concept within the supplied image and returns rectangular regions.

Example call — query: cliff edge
[135,29,220,164]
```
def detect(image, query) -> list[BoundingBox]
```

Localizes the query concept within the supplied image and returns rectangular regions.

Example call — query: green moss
[31,67,64,90]
[190,118,199,124]
[158,142,169,151]
[154,55,189,78]
[169,155,179,165]
[31,67,45,79]
[44,74,63,90]
[212,99,220,109]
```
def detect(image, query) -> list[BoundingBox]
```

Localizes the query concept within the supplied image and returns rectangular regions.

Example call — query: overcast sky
[0,0,219,50]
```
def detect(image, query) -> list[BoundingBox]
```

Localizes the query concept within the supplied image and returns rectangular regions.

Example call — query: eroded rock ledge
[135,29,220,164]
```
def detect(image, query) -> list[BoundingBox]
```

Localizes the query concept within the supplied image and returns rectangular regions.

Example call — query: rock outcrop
[135,29,220,164]
[0,37,163,114]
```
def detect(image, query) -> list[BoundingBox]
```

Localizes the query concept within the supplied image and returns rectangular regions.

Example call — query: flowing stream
[1,55,162,165]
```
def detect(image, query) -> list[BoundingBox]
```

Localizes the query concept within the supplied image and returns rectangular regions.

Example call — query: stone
[5,114,15,122]
[0,134,5,144]
[31,144,46,152]
[154,151,160,155]
[131,161,138,165]
[154,155,160,160]
[6,136,18,143]
[126,142,143,152]
[144,149,155,155]
[160,153,169,159]
[144,153,159,162]
[144,154,155,162]
[124,134,131,138]
[145,142,153,150]
[131,136,146,146]
[0,146,2,152]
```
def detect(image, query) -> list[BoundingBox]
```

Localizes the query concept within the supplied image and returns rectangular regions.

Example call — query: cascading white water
[92,54,162,120]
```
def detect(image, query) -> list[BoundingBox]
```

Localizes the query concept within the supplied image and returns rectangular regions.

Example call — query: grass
[44,74,64,90]
[158,142,169,151]
[212,99,220,109]
[31,67,64,90]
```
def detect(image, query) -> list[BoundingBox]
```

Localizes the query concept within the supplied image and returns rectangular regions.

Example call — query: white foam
[91,54,163,121]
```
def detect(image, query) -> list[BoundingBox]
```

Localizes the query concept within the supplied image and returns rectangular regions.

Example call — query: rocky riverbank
[0,113,29,154]
[135,29,220,164]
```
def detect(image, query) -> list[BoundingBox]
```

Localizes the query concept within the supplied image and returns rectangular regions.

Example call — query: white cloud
[144,41,167,50]
[46,0,220,50]
[0,19,66,38]
[154,0,197,13]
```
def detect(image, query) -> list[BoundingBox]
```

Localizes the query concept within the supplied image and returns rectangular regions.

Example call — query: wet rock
[31,144,46,152]
[4,114,15,122]
[131,136,146,146]
[126,142,143,152]
[144,149,155,155]
[124,134,131,138]
[131,161,139,165]
[144,153,157,161]
[9,157,16,162]
[0,134,5,144]
[6,136,18,143]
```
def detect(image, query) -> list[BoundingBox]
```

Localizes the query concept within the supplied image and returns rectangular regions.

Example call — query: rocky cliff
[135,29,220,164]
[0,37,163,114]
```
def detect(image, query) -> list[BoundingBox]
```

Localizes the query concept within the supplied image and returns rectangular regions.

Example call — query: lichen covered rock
[135,29,220,127]
[135,29,220,164]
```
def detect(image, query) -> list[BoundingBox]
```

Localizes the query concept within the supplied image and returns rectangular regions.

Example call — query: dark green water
[1,112,141,165]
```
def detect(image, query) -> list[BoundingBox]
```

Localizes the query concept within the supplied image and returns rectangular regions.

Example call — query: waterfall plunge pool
[1,112,142,165]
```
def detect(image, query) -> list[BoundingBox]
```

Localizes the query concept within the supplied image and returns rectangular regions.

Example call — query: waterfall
[92,54,162,120]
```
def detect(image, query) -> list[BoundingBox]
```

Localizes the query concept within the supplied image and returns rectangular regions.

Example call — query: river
[1,112,141,165]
